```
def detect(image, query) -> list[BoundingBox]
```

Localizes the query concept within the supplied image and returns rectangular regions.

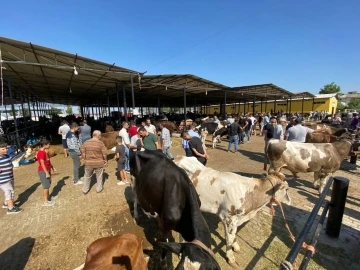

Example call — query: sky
[1,0,359,97]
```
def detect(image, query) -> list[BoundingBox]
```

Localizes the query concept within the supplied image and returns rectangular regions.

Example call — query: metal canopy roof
[231,84,294,100]
[291,92,315,99]
[0,36,140,105]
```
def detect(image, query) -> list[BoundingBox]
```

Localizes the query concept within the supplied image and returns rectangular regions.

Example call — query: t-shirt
[59,124,70,139]
[119,128,130,146]
[263,116,270,125]
[79,124,91,140]
[80,139,107,168]
[143,133,158,150]
[238,119,246,128]
[0,154,14,184]
[250,116,256,125]
[37,150,52,171]
[189,137,206,164]
[115,145,126,165]
[188,130,200,138]
[229,122,241,136]
[130,135,142,151]
[286,125,314,143]
[145,124,156,134]
[264,124,283,140]
[245,119,252,131]
[128,126,138,138]
[161,127,171,148]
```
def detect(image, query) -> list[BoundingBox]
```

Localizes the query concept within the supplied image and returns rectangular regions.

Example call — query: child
[115,136,128,185]
[37,139,56,206]
[0,141,23,214]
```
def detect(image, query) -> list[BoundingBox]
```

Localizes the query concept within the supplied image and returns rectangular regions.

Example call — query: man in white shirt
[144,119,156,134]
[130,128,143,152]
[249,114,257,136]
[119,122,131,172]
[58,120,70,157]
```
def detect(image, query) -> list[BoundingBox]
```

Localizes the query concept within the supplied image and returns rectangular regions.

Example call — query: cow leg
[131,176,139,221]
[318,173,330,194]
[313,171,321,190]
[222,217,239,267]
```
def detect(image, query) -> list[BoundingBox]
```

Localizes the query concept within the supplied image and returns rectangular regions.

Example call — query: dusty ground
[0,134,359,270]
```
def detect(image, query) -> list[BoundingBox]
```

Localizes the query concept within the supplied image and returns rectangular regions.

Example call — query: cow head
[175,156,205,178]
[267,172,291,206]
[156,242,220,270]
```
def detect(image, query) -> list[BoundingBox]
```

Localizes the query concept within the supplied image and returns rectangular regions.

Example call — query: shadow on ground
[0,237,35,270]
[15,183,41,207]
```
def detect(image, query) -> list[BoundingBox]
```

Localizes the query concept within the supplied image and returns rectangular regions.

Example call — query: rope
[191,239,216,260]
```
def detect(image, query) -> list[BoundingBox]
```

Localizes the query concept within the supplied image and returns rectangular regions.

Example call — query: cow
[100,131,118,149]
[200,129,208,145]
[73,233,147,270]
[267,139,353,194]
[130,150,221,270]
[212,127,228,148]
[306,127,348,143]
[175,156,291,267]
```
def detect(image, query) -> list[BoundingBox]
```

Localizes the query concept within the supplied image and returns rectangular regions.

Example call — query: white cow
[175,156,291,266]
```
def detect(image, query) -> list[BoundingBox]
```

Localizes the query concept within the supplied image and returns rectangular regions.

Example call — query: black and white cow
[130,150,220,270]
[212,127,228,148]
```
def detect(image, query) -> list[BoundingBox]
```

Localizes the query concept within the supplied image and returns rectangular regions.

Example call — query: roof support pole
[107,89,111,122]
[247,102,250,113]
[301,96,305,118]
[183,87,187,122]
[312,97,315,112]
[243,102,246,115]
[224,91,227,116]
[140,99,143,118]
[194,95,197,114]
[36,100,40,120]
[252,95,255,115]
[265,100,267,113]
[97,105,100,120]
[91,106,94,118]
[26,91,32,124]
[20,89,27,129]
[116,86,121,123]
[32,97,36,121]
[4,103,8,120]
[157,93,161,115]
[123,83,128,122]
[7,78,20,149]
[289,97,292,115]
[260,99,263,113]
[274,97,277,114]
[80,105,84,119]
[131,74,135,111]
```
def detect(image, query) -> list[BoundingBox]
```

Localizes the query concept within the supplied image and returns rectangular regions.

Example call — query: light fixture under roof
[73,66,78,75]
[69,87,72,93]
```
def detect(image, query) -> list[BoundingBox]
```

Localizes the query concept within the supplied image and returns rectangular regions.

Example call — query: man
[285,118,315,142]
[181,124,200,157]
[228,118,241,153]
[286,116,297,131]
[249,114,257,135]
[128,120,138,138]
[130,128,143,153]
[79,120,91,144]
[119,122,131,172]
[181,131,208,165]
[160,122,173,160]
[58,120,70,157]
[244,115,252,143]
[189,124,201,138]
[66,123,83,185]
[138,127,159,150]
[263,116,284,170]
[238,115,248,144]
[213,116,220,124]
[144,119,156,134]
[226,115,235,125]
[81,130,107,194]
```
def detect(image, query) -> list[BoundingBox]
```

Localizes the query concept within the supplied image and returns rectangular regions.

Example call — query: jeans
[82,167,104,193]
[184,148,192,157]
[228,135,239,151]
[239,131,245,143]
[69,151,81,183]
[163,146,174,159]
[245,129,251,142]
[124,146,130,172]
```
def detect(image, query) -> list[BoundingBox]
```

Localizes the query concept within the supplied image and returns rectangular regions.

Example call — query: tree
[337,103,346,112]
[66,105,73,115]
[347,98,360,109]
[48,107,62,115]
[319,82,341,95]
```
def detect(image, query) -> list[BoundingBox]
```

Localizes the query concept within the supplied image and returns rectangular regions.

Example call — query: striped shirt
[161,127,171,148]
[81,139,107,168]
[0,154,14,184]
[66,132,82,155]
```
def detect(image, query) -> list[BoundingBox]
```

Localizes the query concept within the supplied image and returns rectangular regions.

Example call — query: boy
[0,141,23,214]
[115,136,128,185]
[37,139,56,206]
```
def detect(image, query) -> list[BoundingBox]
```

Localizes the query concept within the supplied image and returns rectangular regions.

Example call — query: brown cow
[306,127,348,143]
[74,233,147,270]
[100,132,118,149]
[105,125,115,133]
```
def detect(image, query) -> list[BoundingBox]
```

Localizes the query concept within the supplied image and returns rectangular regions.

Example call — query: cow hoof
[228,260,240,268]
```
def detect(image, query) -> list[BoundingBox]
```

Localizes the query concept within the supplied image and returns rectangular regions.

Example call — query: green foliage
[319,82,341,94]
[48,107,62,115]
[347,98,360,109]
[66,105,73,115]
[337,103,346,111]
[102,107,108,115]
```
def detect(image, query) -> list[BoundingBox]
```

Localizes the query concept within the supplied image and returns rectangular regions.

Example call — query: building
[338,91,360,105]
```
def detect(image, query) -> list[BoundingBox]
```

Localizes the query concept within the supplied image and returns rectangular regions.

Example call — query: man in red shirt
[128,121,138,138]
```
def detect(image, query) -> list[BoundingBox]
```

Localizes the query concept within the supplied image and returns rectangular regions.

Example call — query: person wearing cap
[263,116,284,170]
[285,118,314,142]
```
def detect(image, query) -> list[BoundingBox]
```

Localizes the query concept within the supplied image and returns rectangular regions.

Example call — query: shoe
[7,206,23,214]
[2,203,8,209]
[126,171,130,174]
[42,201,55,207]
[74,180,84,185]
[227,150,230,152]
[50,196,58,200]
[123,180,130,184]
[117,181,126,186]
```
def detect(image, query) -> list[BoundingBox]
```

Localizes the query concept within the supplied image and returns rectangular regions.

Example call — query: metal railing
[280,177,349,270]
[0,123,41,149]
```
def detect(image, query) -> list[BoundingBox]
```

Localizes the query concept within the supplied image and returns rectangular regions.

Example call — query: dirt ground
[0,134,359,270]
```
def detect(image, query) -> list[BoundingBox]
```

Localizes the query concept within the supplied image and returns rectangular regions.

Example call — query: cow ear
[156,242,182,255]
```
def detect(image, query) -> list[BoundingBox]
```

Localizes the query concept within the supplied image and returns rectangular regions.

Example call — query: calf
[130,150,220,270]
[212,127,228,148]
[175,156,290,267]
[74,233,147,270]
[306,128,348,143]
[267,139,352,193]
